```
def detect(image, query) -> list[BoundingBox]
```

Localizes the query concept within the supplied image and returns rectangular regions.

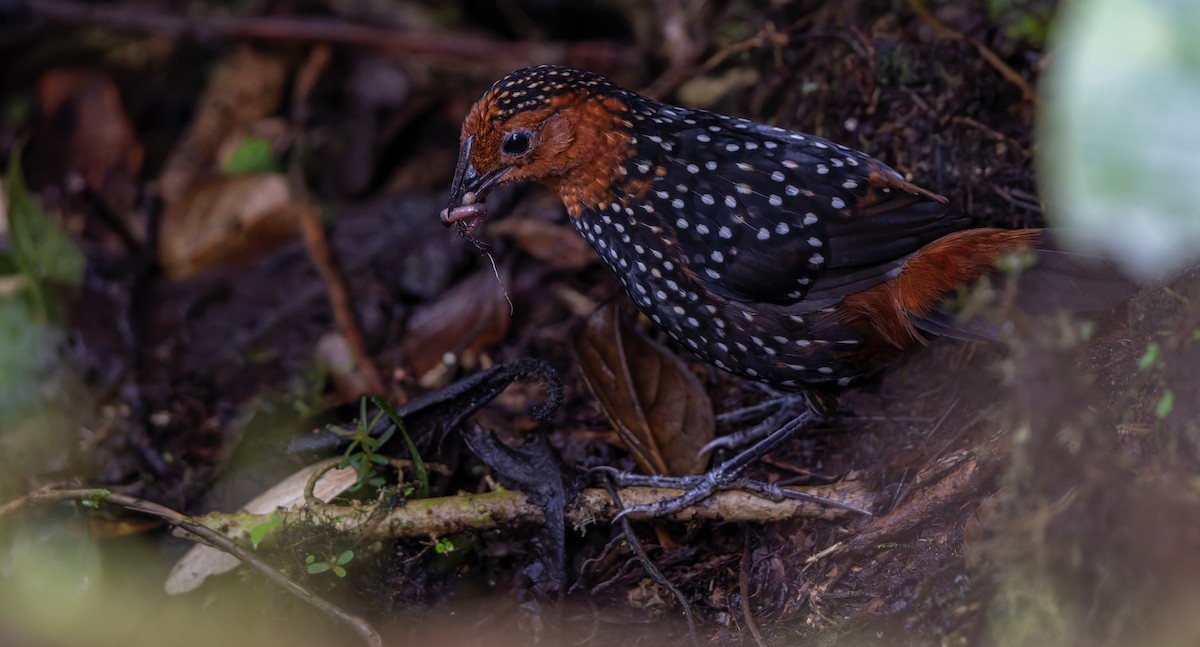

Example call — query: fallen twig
[601,476,700,646]
[29,0,636,71]
[296,201,389,397]
[287,46,390,400]
[1,487,383,647]
[182,480,875,548]
[740,534,768,647]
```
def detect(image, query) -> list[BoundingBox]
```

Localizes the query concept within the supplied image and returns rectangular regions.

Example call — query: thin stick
[296,203,388,397]
[740,534,768,647]
[600,477,700,646]
[29,0,635,70]
[287,46,389,399]
[4,487,383,647]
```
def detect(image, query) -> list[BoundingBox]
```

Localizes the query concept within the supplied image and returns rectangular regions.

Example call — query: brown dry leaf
[158,172,300,279]
[36,69,144,215]
[489,216,593,270]
[400,266,513,383]
[158,46,290,202]
[573,301,714,476]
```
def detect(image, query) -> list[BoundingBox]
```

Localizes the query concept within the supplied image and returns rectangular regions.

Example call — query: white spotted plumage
[477,65,965,389]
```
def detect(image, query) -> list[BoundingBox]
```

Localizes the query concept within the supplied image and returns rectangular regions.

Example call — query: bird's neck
[544,95,646,218]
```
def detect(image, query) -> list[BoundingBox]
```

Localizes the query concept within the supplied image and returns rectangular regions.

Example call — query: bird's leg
[593,392,863,520]
[702,388,833,456]
[705,394,809,456]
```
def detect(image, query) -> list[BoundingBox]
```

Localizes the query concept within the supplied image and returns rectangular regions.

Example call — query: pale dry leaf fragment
[165,458,358,595]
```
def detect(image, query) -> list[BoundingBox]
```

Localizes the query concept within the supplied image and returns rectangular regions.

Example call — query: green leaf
[5,144,86,320]
[1039,0,1200,279]
[307,562,331,574]
[80,490,111,509]
[332,565,346,578]
[1156,390,1175,419]
[336,550,354,565]
[376,424,396,446]
[305,555,316,565]
[1138,342,1161,370]
[249,512,282,549]
[373,396,428,499]
[220,136,281,174]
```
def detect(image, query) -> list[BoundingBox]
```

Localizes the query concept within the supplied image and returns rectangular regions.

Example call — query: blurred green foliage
[4,145,85,321]
[1039,0,1200,279]
[221,136,282,175]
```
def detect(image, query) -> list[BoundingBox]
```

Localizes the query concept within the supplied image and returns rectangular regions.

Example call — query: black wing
[629,107,968,307]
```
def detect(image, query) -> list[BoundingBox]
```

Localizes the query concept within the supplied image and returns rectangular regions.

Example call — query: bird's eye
[502,131,532,156]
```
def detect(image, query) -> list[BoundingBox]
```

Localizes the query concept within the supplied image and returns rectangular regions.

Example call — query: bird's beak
[447,136,508,209]
[443,135,508,234]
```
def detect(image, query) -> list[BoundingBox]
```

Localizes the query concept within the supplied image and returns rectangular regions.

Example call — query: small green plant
[80,490,111,509]
[4,143,86,321]
[337,398,396,491]
[371,396,428,499]
[433,537,455,555]
[305,550,354,578]
[336,397,429,497]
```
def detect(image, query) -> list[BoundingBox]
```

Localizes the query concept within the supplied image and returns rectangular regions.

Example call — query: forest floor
[2,1,1199,646]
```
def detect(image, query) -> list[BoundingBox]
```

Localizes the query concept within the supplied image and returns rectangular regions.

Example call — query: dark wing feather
[632,108,968,306]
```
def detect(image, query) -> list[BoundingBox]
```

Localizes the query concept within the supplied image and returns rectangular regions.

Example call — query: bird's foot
[594,410,862,521]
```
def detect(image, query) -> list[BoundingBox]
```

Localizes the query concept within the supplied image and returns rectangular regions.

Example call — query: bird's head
[442,65,638,234]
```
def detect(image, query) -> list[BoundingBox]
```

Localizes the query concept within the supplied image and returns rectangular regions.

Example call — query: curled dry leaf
[573,301,714,476]
[400,266,513,385]
[158,172,300,279]
[35,68,144,216]
[158,46,290,202]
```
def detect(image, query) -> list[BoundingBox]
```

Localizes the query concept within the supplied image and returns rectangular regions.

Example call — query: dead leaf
[36,68,144,215]
[400,266,513,384]
[158,172,300,279]
[489,216,593,270]
[573,301,714,476]
[158,46,290,202]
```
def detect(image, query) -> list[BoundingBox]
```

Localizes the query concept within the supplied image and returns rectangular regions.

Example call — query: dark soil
[2,1,1198,646]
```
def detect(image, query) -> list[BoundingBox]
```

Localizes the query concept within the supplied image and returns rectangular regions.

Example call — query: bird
[441,64,1120,517]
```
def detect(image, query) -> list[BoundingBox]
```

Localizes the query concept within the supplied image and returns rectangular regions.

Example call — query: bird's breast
[571,205,868,389]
